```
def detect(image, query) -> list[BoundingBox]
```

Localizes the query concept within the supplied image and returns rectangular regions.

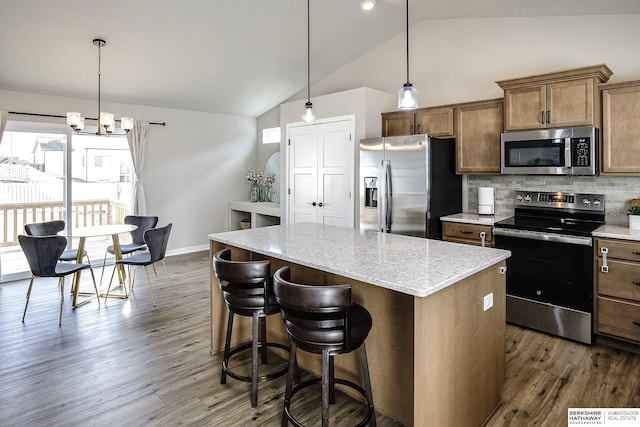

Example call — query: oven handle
[493,227,593,247]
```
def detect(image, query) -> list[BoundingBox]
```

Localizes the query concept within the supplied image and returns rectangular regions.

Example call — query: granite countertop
[208,223,510,298]
[593,224,640,242]
[440,213,510,225]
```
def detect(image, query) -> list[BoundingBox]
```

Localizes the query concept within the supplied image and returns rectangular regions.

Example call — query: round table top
[57,224,137,238]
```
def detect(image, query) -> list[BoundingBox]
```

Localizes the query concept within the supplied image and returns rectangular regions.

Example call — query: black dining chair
[19,234,100,325]
[273,266,376,427]
[24,220,90,263]
[99,215,158,285]
[104,223,173,306]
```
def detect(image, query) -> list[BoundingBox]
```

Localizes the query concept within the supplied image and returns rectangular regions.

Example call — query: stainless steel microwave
[501,126,598,175]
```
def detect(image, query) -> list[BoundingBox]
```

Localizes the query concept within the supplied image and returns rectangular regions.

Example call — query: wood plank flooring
[1,250,640,426]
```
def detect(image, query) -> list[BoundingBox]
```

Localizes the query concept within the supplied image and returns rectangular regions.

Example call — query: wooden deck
[1,250,640,426]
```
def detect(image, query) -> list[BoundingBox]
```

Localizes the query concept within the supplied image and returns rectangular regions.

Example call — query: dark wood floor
[2,250,640,426]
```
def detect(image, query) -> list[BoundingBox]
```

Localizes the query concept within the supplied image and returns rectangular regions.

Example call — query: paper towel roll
[478,187,495,215]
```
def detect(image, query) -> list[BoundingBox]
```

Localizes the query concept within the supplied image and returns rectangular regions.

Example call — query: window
[0,121,135,281]
[262,127,281,144]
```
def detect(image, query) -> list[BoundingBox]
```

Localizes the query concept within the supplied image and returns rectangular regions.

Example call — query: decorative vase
[630,215,640,230]
[259,185,270,202]
[249,184,259,203]
[268,186,278,203]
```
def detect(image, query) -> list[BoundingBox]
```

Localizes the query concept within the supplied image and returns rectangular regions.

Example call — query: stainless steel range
[494,191,605,344]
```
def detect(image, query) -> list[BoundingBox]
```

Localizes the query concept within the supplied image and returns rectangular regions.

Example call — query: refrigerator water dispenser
[364,177,378,208]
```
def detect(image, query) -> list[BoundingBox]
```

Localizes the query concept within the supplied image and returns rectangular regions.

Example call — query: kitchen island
[208,223,510,426]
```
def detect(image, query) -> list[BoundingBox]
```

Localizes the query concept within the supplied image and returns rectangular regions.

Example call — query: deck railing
[0,200,129,247]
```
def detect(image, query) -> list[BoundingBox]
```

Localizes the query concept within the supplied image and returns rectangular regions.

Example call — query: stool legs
[251,311,259,407]
[282,343,376,426]
[359,343,377,427]
[221,310,234,384]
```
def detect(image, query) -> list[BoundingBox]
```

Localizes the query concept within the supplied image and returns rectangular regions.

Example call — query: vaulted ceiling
[1,0,639,118]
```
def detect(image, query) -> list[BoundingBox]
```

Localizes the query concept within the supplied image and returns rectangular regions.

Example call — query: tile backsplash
[467,175,640,226]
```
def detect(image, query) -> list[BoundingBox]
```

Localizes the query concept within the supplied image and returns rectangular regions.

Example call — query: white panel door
[288,125,318,223]
[317,120,353,227]
[288,117,354,228]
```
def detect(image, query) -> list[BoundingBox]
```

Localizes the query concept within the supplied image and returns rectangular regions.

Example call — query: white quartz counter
[593,224,640,242]
[441,213,509,225]
[208,223,510,298]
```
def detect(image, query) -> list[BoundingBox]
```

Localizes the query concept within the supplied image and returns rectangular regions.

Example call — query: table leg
[71,237,86,308]
[110,233,129,297]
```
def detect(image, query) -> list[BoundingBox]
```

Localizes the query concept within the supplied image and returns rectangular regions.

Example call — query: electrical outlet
[483,293,493,311]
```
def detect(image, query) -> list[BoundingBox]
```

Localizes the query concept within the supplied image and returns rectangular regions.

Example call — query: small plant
[629,199,640,215]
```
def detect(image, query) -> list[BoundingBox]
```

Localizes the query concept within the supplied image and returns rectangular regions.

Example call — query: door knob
[318,202,323,207]
[312,202,317,206]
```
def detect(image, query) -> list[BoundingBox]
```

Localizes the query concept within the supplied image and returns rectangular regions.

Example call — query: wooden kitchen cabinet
[497,64,612,131]
[443,222,493,247]
[600,80,640,175]
[382,106,454,137]
[595,238,640,345]
[455,98,503,174]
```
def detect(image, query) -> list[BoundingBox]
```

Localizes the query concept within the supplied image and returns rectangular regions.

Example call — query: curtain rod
[8,111,166,127]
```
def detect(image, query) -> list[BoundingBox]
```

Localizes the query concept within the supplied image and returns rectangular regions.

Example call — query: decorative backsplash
[467,175,640,226]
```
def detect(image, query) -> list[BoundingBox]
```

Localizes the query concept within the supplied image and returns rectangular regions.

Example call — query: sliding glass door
[0,121,134,283]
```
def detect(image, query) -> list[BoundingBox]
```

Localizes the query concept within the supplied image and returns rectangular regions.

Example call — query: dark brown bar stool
[273,266,376,427]
[213,248,289,407]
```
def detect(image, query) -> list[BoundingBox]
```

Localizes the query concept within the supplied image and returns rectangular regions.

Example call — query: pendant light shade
[398,0,419,110]
[302,0,315,123]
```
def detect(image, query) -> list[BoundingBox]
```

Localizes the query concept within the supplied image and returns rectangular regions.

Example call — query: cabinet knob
[311,202,317,207]
[541,111,545,124]
[546,110,551,124]
[318,202,323,207]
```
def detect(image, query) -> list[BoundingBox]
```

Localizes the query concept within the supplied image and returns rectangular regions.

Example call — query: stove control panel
[513,191,605,212]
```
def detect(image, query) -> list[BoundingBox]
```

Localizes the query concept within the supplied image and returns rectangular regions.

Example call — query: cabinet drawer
[443,223,493,243]
[442,236,493,247]
[597,259,640,302]
[597,296,640,343]
[596,238,640,262]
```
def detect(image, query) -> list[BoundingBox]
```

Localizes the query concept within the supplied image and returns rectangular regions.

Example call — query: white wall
[1,89,256,253]
[311,14,640,106]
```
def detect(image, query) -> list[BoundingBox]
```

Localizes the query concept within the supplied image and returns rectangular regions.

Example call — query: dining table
[58,224,137,307]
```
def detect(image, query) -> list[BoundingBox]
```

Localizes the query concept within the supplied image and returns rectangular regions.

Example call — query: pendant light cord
[307,0,311,103]
[405,0,410,83]
[97,42,102,127]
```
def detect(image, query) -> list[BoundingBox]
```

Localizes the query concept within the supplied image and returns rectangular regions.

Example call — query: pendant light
[302,0,316,123]
[67,39,134,135]
[398,0,418,109]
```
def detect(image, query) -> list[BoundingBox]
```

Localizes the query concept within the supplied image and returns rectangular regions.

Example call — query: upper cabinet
[496,64,612,131]
[455,99,503,174]
[600,80,640,175]
[382,106,454,137]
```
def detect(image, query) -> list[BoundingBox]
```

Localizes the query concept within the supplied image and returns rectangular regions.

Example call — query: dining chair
[25,220,90,263]
[99,215,159,285]
[19,234,100,325]
[104,223,173,306]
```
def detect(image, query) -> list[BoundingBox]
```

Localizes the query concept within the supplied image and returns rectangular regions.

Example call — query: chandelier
[67,38,133,135]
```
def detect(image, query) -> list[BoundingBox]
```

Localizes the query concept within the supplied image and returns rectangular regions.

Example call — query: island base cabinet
[210,240,506,426]
[414,261,506,427]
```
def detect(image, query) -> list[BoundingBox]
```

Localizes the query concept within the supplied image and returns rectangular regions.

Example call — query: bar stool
[213,248,289,407]
[273,266,376,427]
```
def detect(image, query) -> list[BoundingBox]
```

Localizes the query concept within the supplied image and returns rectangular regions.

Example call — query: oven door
[494,228,594,344]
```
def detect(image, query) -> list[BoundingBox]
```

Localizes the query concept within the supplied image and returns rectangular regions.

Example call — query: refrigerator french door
[359,135,461,239]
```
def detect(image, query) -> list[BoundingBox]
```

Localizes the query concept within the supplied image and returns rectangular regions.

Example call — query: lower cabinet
[595,238,640,345]
[442,222,493,247]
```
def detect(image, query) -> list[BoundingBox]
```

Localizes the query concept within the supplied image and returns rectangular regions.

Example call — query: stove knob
[582,198,591,205]
[536,290,542,296]
[524,194,531,202]
[516,194,523,202]
[593,198,601,205]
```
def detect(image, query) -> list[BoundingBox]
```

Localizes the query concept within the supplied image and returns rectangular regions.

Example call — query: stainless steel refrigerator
[359,135,461,239]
